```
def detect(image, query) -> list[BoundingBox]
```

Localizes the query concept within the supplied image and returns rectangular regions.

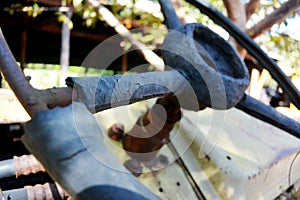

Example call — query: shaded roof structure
[0,0,151,72]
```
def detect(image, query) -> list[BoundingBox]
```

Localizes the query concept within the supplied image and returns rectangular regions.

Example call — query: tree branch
[0,29,72,118]
[223,0,247,56]
[223,0,247,30]
[87,0,164,71]
[0,28,45,117]
[247,0,300,39]
[171,0,186,24]
[245,0,260,21]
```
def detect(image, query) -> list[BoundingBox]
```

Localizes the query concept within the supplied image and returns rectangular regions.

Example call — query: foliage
[259,33,300,75]
[72,0,99,27]
[183,0,300,74]
[247,0,300,74]
[3,0,299,74]
[72,0,167,54]
[4,3,43,17]
[57,12,74,29]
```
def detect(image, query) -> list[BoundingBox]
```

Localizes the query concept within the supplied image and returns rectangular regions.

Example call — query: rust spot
[108,123,124,141]
[14,155,45,178]
[25,183,69,200]
[122,95,181,164]
[158,154,169,165]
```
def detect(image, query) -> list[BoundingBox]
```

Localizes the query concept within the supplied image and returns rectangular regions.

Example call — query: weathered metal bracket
[185,0,300,109]
[158,0,300,137]
[0,1,300,199]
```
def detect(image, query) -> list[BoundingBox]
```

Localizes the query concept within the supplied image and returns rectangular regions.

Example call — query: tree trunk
[245,0,260,20]
[223,0,247,31]
[223,0,247,57]
[172,0,186,24]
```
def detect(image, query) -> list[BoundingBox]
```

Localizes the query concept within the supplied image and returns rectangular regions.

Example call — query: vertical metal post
[20,30,27,71]
[60,10,72,87]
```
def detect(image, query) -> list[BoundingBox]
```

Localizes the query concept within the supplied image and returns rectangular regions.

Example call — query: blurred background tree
[98,0,300,105]
[3,0,299,105]
[4,0,299,75]
[75,0,299,73]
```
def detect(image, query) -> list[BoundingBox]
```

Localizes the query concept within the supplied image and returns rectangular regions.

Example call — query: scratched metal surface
[172,108,300,199]
[95,100,200,200]
[95,100,300,199]
[3,87,300,199]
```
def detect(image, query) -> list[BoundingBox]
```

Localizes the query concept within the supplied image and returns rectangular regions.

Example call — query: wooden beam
[32,0,67,7]
[121,52,128,74]
[20,29,27,70]
[38,23,113,42]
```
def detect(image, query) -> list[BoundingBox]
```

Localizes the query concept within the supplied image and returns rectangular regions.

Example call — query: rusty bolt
[108,123,124,141]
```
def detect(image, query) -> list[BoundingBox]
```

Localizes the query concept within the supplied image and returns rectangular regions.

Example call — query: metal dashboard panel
[172,108,300,199]
[95,100,200,200]
[2,87,300,199]
[96,101,300,199]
